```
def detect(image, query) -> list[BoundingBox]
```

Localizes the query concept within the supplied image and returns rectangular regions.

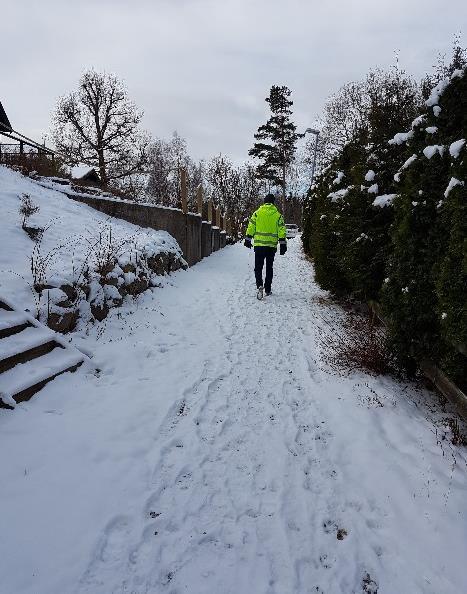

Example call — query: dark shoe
[265,290,272,296]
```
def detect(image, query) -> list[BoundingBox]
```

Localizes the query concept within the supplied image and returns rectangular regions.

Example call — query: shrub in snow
[318,302,398,376]
[19,193,40,226]
[19,193,43,241]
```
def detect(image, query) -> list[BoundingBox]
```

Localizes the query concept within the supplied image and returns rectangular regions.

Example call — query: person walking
[244,193,287,299]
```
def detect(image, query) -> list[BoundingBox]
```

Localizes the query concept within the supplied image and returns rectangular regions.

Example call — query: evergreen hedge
[303,68,466,386]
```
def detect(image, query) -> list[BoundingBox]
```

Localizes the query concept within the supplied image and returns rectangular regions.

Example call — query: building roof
[71,165,100,182]
[0,102,12,133]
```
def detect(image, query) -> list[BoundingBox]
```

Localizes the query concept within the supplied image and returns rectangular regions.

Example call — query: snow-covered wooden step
[0,326,58,373]
[0,309,31,338]
[0,347,84,404]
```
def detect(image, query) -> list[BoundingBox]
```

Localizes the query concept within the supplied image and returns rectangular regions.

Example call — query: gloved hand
[279,241,287,255]
[244,237,252,249]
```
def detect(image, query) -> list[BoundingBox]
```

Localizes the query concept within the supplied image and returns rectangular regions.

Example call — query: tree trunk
[282,161,286,217]
[98,149,107,189]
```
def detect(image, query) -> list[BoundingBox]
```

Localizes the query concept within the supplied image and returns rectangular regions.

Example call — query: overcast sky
[2,0,465,163]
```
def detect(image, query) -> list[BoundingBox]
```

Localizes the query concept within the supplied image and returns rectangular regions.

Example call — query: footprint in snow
[98,515,132,564]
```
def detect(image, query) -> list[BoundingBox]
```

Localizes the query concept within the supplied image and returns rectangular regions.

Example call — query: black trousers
[254,246,276,291]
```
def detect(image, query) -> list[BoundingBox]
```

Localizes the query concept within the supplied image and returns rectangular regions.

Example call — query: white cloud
[1,0,465,162]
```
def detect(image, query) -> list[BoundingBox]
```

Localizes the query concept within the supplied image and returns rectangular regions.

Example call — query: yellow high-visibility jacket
[246,203,287,248]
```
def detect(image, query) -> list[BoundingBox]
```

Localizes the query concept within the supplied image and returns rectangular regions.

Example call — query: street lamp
[304,127,320,185]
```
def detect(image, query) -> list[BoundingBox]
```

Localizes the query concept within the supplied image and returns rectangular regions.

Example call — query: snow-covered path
[1,240,466,594]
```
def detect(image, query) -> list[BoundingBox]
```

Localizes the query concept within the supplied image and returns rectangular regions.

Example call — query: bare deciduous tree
[318,67,421,167]
[318,80,369,164]
[53,70,149,188]
[204,156,265,237]
[146,132,203,208]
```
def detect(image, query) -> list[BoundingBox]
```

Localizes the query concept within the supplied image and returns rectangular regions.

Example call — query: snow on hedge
[423,145,445,159]
[388,130,413,145]
[327,187,351,202]
[411,115,426,128]
[425,67,466,111]
[449,139,465,158]
[425,78,450,108]
[372,194,397,208]
[332,171,345,185]
[444,177,464,198]
[401,154,417,170]
[0,166,183,313]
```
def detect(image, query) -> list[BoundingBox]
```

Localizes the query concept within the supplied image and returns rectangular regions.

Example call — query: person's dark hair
[264,193,276,204]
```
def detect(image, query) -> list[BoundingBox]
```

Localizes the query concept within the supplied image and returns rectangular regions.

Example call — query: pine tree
[249,85,300,212]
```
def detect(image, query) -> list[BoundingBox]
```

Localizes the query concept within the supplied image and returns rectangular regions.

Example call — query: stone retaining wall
[66,192,228,266]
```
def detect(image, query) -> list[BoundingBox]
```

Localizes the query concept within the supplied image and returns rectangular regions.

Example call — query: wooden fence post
[180,167,188,214]
[197,185,203,216]
[208,200,213,223]
[216,207,221,228]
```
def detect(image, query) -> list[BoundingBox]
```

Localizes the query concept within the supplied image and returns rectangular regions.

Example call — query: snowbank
[0,166,183,315]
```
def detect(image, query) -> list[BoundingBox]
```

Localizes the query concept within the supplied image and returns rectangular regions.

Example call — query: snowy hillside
[0,166,183,317]
[0,237,466,594]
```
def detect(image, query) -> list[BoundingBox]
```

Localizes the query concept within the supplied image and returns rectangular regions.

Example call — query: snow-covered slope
[0,166,182,314]
[0,239,466,594]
